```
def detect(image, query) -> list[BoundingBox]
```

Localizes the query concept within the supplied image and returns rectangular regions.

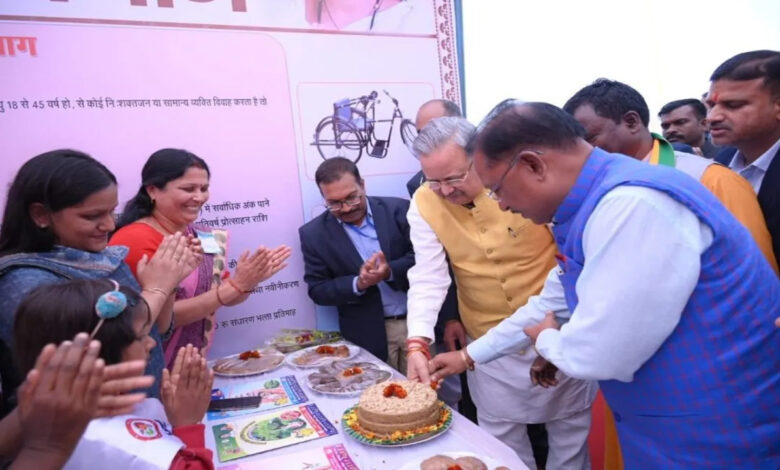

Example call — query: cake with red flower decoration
[356,380,441,435]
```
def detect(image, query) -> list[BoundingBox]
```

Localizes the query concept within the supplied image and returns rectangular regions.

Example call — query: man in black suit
[708,50,780,270]
[299,158,415,371]
[406,99,462,195]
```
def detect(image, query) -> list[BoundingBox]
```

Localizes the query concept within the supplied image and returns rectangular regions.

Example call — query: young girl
[13,279,214,470]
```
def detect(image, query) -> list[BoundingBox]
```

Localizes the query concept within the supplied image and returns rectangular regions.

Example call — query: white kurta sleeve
[406,197,452,341]
[467,266,570,363]
[536,186,713,382]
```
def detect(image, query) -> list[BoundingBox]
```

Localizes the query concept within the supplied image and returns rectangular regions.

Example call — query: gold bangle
[142,287,170,297]
[406,347,431,360]
[460,349,475,371]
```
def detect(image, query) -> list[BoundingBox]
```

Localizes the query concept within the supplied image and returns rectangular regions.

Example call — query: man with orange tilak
[563,78,777,274]
[708,50,780,274]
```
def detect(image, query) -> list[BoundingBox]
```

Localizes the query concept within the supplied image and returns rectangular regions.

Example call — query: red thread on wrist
[226,278,250,294]
[215,286,227,306]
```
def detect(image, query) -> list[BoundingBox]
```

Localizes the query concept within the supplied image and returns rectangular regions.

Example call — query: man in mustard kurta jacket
[405,117,596,469]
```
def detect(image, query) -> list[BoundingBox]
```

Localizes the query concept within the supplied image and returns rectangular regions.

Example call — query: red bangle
[215,285,227,306]
[405,338,429,348]
[226,278,250,294]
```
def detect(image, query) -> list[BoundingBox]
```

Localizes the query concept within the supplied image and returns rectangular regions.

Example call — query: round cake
[356,380,441,436]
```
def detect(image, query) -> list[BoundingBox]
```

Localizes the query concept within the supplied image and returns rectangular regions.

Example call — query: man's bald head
[415,99,462,131]
[472,101,586,162]
[471,101,591,224]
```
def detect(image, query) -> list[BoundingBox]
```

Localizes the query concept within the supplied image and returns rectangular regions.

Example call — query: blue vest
[552,148,780,468]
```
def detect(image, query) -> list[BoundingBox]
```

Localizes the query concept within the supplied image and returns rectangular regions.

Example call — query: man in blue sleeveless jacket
[431,100,780,468]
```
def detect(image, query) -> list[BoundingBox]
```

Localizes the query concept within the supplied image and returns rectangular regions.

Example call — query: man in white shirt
[708,50,780,271]
[406,116,595,469]
[429,101,780,468]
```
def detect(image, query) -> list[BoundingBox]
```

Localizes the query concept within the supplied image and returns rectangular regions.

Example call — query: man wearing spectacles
[430,101,780,468]
[298,158,415,372]
[404,99,474,420]
[405,116,596,469]
[406,99,462,197]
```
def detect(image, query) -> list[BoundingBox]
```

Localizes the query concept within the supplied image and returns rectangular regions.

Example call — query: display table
[205,346,528,469]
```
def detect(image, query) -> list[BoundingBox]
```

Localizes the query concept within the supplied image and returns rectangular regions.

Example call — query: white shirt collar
[729,136,780,173]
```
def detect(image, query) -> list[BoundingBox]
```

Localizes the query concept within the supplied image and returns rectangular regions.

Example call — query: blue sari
[0,245,164,398]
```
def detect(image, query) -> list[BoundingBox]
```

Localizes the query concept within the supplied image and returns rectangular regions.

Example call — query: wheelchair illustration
[311,90,417,163]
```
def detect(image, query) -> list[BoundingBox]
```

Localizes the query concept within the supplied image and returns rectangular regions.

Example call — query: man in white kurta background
[405,116,596,469]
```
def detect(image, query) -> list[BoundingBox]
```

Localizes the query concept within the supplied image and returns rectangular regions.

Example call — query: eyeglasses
[486,155,519,201]
[325,194,363,212]
[427,161,474,190]
[486,150,542,201]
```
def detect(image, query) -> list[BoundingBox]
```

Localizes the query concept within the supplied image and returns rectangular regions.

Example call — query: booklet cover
[212,403,338,462]
[217,443,358,470]
[208,375,308,421]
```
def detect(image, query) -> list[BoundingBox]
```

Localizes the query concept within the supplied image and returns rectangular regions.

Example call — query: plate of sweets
[306,361,393,396]
[342,380,452,447]
[286,342,359,368]
[268,328,342,353]
[211,347,285,377]
[398,452,512,470]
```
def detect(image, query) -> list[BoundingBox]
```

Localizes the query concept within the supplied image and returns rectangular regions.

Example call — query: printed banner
[0,0,461,357]
[211,403,338,462]
[217,443,358,470]
[208,375,308,421]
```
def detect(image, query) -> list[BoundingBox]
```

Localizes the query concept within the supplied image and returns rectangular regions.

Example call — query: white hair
[411,116,476,158]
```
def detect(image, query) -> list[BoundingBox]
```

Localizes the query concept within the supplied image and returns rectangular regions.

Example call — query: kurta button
[487,248,493,254]
[500,278,506,283]
[506,296,512,302]
[613,413,622,422]
[480,227,487,233]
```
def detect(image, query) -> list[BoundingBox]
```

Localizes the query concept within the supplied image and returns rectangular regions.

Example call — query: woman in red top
[110,149,291,367]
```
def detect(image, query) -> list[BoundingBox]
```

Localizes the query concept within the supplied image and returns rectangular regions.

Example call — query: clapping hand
[232,245,293,292]
[357,251,391,291]
[258,245,292,282]
[183,233,204,276]
[97,360,154,417]
[161,344,213,428]
[137,233,193,293]
[16,333,104,460]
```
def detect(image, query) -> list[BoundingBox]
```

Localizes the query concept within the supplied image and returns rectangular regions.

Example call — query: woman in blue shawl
[0,149,194,403]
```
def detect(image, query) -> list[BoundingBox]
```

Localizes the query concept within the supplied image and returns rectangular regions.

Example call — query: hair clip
[90,279,127,339]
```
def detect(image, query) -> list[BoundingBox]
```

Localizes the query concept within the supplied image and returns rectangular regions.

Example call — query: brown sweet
[357,380,440,436]
[454,456,487,470]
[420,455,458,470]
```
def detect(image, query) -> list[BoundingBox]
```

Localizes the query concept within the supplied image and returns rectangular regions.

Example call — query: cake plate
[340,402,453,447]
[211,347,285,378]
